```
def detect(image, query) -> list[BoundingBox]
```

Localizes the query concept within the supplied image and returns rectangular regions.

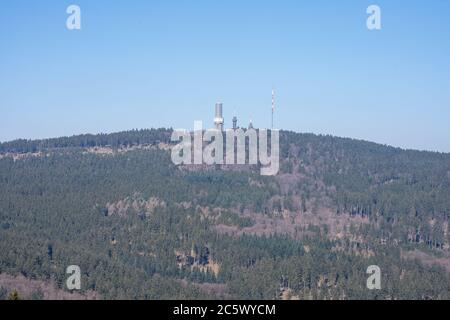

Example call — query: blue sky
[1,0,449,152]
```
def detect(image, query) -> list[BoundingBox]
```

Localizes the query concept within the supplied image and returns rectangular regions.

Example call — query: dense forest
[0,129,449,299]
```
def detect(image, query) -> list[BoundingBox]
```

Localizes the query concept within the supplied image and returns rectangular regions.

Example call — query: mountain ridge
[1,128,450,156]
[1,128,449,299]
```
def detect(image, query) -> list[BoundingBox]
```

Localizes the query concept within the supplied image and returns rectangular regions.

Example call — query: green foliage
[0,129,449,299]
[29,289,44,300]
[0,287,7,300]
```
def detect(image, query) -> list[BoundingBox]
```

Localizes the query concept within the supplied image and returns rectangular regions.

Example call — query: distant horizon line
[1,127,449,155]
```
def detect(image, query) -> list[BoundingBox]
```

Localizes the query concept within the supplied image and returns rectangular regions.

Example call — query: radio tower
[271,88,275,129]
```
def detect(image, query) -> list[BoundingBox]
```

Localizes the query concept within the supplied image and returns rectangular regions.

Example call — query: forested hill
[0,128,172,153]
[1,128,449,300]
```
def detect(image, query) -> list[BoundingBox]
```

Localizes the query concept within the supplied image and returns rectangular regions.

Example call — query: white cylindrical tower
[214,103,224,131]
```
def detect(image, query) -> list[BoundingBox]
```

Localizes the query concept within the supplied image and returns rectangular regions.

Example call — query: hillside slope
[0,129,449,299]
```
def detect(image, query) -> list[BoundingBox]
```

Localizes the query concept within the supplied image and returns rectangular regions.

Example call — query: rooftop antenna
[271,88,275,129]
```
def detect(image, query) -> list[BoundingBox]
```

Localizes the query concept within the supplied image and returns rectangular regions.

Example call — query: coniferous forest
[0,129,449,300]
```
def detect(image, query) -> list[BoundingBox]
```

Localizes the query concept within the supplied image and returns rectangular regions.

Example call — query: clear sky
[1,0,449,152]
